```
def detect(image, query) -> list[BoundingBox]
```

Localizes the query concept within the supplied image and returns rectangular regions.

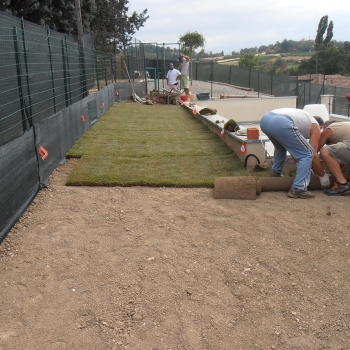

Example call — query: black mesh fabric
[0,129,39,242]
[34,111,66,185]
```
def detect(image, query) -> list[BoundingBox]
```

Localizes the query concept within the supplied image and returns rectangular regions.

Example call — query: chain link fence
[1,11,349,242]
[1,10,349,148]
[144,58,349,116]
[0,11,147,147]
[0,11,150,242]
[296,73,349,117]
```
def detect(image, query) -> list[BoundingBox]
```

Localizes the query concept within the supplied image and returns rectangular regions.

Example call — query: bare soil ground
[1,159,350,350]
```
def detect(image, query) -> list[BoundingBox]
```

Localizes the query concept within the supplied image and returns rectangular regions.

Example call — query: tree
[315,15,328,45]
[179,31,205,83]
[312,15,335,76]
[0,0,148,53]
[238,53,259,69]
[297,44,350,76]
[258,45,267,53]
[75,0,84,46]
[197,48,206,60]
[343,41,350,53]
[323,20,334,46]
[179,31,205,57]
[274,41,281,53]
[0,0,79,34]
[315,15,334,48]
[87,0,148,52]
[280,39,291,53]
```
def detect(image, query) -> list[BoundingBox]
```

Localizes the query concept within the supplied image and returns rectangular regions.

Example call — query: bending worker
[260,108,328,199]
[318,120,350,150]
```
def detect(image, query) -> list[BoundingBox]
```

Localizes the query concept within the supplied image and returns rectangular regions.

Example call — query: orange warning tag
[192,107,197,115]
[81,115,85,122]
[115,90,119,95]
[220,128,225,137]
[102,102,105,108]
[180,100,184,106]
[240,141,246,154]
[38,146,48,160]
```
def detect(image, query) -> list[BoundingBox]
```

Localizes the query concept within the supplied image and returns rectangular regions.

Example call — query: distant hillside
[217,53,313,68]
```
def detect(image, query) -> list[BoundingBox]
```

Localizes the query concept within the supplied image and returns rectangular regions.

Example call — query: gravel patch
[146,80,261,99]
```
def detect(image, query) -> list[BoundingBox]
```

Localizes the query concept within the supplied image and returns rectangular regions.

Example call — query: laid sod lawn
[66,102,252,187]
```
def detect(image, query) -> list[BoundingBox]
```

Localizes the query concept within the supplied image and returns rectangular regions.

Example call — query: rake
[122,57,145,104]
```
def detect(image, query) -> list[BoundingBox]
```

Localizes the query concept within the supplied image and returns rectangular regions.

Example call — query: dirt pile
[144,89,177,105]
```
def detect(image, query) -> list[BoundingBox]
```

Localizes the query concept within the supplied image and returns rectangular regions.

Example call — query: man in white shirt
[165,63,181,90]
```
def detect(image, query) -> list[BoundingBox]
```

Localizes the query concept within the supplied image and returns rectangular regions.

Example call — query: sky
[127,0,349,54]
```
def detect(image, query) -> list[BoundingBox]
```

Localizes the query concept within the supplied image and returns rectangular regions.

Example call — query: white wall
[194,96,297,122]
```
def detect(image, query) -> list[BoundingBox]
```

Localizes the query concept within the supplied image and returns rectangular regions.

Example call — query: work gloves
[318,173,331,189]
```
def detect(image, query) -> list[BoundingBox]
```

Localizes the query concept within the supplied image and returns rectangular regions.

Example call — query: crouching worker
[320,142,350,196]
[260,108,327,199]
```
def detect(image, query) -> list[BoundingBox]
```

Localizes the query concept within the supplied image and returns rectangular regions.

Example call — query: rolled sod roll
[214,176,258,200]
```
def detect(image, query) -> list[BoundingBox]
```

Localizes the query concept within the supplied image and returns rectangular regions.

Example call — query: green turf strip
[66,102,251,187]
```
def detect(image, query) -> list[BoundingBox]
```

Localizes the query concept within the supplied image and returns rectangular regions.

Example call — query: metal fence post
[94,53,100,91]
[116,51,120,82]
[110,55,116,83]
[270,73,273,96]
[322,69,326,95]
[296,74,299,100]
[47,26,57,113]
[162,45,165,89]
[248,68,252,89]
[309,73,311,104]
[110,53,113,84]
[258,72,260,97]
[61,38,69,107]
[131,45,134,82]
[64,36,72,104]
[20,18,33,126]
[210,60,214,97]
[142,45,146,77]
[127,50,131,83]
[143,44,147,93]
[78,45,88,98]
[12,26,27,131]
[229,65,231,85]
[104,55,108,86]
[156,45,160,90]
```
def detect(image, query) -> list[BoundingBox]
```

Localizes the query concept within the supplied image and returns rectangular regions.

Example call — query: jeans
[260,112,314,190]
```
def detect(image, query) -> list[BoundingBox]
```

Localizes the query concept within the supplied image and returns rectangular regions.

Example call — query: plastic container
[196,93,210,100]
[247,127,259,140]
[180,95,189,102]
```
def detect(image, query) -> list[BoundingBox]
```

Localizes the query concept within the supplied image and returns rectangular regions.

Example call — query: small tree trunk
[75,0,84,47]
